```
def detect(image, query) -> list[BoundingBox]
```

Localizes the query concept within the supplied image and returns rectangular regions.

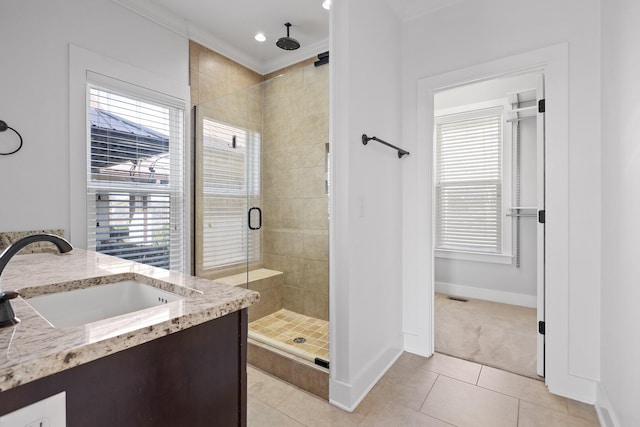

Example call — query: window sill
[435,249,513,265]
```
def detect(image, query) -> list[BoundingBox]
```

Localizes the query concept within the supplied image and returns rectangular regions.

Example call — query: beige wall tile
[280,256,305,288]
[263,254,286,273]
[190,67,199,106]
[304,197,329,230]
[301,113,330,146]
[279,230,305,257]
[303,63,328,85]
[304,259,329,294]
[304,81,330,117]
[248,286,282,322]
[303,232,329,261]
[304,292,329,321]
[198,48,229,79]
[263,150,287,172]
[189,41,200,70]
[198,72,227,105]
[301,166,327,197]
[282,285,304,314]
[248,341,329,400]
[262,199,282,229]
[281,199,305,229]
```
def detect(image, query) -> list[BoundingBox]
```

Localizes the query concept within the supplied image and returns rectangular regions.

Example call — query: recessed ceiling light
[255,33,267,42]
[322,0,331,10]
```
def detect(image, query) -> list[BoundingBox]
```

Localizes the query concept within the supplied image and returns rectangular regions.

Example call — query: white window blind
[201,118,260,270]
[86,86,184,271]
[435,109,503,253]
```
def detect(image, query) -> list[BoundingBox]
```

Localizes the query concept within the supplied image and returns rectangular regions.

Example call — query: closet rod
[509,105,537,114]
[507,116,536,123]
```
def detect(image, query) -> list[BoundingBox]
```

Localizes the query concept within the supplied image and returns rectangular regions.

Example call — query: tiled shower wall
[190,41,329,321]
[189,41,262,107]
[262,63,329,321]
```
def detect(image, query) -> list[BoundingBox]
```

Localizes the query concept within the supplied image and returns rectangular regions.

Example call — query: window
[86,85,185,271]
[435,108,505,255]
[201,118,260,270]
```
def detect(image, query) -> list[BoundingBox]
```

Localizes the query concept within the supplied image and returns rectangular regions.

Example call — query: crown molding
[111,0,327,76]
[261,38,330,75]
[111,0,189,36]
[185,22,266,73]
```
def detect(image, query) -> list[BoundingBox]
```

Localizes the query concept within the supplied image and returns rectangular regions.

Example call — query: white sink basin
[24,280,184,328]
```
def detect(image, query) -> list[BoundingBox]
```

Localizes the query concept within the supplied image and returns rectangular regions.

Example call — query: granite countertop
[0,249,260,392]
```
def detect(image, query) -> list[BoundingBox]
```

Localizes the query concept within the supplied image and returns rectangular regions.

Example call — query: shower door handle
[248,207,262,230]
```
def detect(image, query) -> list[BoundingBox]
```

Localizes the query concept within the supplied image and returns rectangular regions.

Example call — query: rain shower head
[276,23,300,51]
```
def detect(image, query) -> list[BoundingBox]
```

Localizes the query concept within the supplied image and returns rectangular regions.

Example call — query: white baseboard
[435,281,537,308]
[329,344,403,412]
[596,382,621,427]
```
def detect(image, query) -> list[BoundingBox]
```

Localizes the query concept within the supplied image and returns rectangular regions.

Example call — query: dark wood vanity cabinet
[0,309,248,427]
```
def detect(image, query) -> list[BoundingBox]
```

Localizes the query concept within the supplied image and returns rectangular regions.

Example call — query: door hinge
[538,210,546,224]
[538,99,546,113]
[538,321,545,335]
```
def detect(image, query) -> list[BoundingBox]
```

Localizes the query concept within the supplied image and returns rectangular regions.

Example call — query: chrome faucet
[0,233,73,327]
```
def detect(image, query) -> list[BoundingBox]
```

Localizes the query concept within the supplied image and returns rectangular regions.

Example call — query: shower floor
[249,309,329,362]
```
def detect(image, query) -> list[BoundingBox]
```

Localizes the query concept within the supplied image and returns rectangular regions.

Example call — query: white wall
[401,0,601,402]
[0,0,189,235]
[329,0,404,411]
[600,0,640,425]
[434,74,538,304]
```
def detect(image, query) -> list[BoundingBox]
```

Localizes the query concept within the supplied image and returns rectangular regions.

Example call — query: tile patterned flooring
[249,309,329,361]
[248,352,601,426]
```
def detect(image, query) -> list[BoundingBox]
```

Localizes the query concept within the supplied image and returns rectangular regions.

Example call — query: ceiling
[112,0,460,75]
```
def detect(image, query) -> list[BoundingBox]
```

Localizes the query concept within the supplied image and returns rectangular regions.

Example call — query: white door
[536,74,546,377]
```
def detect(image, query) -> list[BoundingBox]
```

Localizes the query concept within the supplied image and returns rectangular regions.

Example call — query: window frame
[69,45,191,271]
[86,83,186,271]
[434,99,513,264]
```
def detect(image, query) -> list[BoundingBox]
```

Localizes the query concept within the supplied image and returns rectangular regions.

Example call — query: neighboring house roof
[89,108,170,173]
[89,108,169,141]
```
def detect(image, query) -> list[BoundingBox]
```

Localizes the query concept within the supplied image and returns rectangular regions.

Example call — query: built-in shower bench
[216,268,283,322]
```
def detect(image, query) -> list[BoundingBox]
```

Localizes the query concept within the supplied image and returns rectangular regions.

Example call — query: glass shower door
[194,85,262,289]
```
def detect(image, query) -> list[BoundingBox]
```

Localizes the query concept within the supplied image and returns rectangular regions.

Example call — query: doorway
[432,71,545,379]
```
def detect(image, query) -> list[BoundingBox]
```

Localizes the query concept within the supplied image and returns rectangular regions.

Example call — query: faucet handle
[0,291,19,327]
[0,291,19,301]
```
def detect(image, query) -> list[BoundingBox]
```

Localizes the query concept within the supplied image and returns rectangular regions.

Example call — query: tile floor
[249,309,329,361]
[248,352,601,427]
